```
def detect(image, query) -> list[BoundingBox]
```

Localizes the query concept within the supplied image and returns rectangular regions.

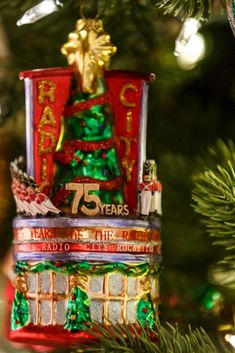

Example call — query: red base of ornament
[8,324,95,347]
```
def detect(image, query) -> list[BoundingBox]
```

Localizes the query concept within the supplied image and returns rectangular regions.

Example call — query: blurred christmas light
[225,333,235,348]
[176,33,206,70]
[17,0,64,26]
[174,18,201,57]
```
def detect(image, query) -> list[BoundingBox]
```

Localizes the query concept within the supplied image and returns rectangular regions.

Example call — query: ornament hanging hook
[79,3,86,19]
[79,2,100,20]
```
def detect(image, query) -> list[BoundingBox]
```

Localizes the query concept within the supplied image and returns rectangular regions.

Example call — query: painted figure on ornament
[139,159,162,219]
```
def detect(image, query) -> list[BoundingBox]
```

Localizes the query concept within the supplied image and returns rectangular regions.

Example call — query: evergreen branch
[0,0,216,21]
[192,140,235,262]
[73,320,217,353]
[154,0,212,20]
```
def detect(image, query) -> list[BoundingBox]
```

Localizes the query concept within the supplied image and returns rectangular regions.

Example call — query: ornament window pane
[54,273,68,294]
[26,271,69,326]
[39,271,51,293]
[55,300,66,325]
[108,301,122,323]
[89,273,141,324]
[90,275,104,294]
[90,300,103,323]
[126,300,137,323]
[109,273,123,296]
[27,273,36,293]
[127,277,137,296]
[40,300,51,325]
[28,299,36,323]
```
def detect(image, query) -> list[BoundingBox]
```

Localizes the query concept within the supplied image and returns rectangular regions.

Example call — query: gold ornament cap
[61,18,116,93]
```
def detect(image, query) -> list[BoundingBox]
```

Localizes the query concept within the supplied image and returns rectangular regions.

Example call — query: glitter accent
[108,301,122,323]
[55,138,114,164]
[63,92,110,116]
[39,272,51,293]
[41,300,51,325]
[109,273,123,296]
[90,275,104,294]
[27,273,36,293]
[126,300,137,323]
[56,300,66,325]
[127,276,137,296]
[90,300,103,323]
[54,274,67,294]
[28,299,36,323]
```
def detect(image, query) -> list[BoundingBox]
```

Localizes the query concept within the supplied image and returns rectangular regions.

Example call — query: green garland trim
[15,261,160,277]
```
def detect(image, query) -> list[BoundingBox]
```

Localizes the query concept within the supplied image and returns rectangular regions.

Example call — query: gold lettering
[39,106,56,129]
[121,158,135,182]
[120,83,138,108]
[126,111,132,133]
[38,80,56,104]
[38,106,57,154]
[118,136,137,181]
[119,136,137,157]
[39,130,56,154]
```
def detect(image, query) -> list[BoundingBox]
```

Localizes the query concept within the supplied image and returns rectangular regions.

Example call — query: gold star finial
[61,18,116,93]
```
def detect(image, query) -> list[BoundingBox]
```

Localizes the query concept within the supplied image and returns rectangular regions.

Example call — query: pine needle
[72,319,217,353]
[192,139,235,266]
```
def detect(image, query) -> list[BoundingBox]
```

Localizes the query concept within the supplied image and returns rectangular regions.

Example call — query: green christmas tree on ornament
[64,286,91,331]
[11,291,29,330]
[64,273,91,331]
[11,274,29,330]
[52,18,124,211]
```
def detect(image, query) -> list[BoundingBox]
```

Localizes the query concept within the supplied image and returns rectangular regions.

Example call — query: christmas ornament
[8,17,161,347]
[226,0,235,37]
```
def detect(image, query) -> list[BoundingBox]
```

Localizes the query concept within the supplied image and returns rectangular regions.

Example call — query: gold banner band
[14,226,160,243]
